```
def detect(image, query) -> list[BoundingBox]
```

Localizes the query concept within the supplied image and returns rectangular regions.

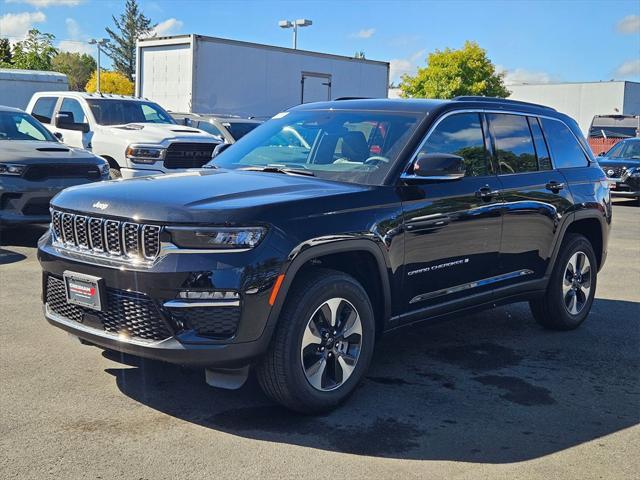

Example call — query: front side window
[86,99,175,126]
[417,112,491,177]
[31,97,57,124]
[0,111,56,141]
[541,118,589,169]
[60,98,87,124]
[212,109,423,186]
[488,113,537,174]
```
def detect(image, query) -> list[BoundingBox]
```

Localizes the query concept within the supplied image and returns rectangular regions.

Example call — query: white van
[26,92,220,178]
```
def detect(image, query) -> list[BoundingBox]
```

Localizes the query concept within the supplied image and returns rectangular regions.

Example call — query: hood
[101,123,220,145]
[0,140,102,164]
[51,169,366,223]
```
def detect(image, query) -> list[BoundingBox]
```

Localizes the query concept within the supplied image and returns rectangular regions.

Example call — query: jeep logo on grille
[92,201,109,210]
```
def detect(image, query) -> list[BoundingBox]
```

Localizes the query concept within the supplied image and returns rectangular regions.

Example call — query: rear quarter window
[541,118,589,169]
[31,97,57,124]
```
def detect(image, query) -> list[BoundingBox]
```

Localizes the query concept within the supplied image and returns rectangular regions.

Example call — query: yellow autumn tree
[85,70,134,95]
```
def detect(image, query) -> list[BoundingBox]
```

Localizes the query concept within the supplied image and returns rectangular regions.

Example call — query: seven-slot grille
[51,210,161,261]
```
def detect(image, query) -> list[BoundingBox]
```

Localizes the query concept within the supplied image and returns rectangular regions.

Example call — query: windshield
[224,121,260,140]
[86,99,175,126]
[607,140,640,160]
[211,110,423,185]
[0,111,57,141]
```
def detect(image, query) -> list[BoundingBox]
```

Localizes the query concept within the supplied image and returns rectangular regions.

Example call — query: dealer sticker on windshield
[63,271,104,311]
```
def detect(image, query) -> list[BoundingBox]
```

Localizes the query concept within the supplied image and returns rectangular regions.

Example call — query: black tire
[256,268,375,414]
[109,167,122,179]
[530,233,597,330]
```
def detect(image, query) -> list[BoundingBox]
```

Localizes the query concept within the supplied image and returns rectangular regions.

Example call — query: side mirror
[409,152,466,180]
[55,111,89,133]
[53,132,63,141]
[212,142,232,158]
[598,151,606,157]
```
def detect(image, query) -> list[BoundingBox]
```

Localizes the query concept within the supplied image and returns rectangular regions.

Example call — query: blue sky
[1,0,639,84]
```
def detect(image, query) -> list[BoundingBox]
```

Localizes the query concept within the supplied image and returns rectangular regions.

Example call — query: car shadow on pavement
[104,297,639,462]
[0,225,46,264]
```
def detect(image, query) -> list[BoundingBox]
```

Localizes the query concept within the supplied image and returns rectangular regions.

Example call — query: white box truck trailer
[0,69,68,110]
[136,34,389,117]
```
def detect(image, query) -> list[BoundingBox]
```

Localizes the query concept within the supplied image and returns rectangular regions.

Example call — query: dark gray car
[0,106,109,227]
[171,113,262,144]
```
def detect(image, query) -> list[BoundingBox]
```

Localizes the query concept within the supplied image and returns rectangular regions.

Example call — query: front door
[401,112,504,311]
[51,97,90,149]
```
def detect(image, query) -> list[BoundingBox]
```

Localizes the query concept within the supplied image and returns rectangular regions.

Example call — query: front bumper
[607,177,640,198]
[38,232,286,368]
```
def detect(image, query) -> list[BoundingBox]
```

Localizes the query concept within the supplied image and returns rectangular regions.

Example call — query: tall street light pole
[89,38,110,93]
[278,19,312,49]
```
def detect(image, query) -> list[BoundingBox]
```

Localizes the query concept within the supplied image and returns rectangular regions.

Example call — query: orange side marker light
[269,274,285,306]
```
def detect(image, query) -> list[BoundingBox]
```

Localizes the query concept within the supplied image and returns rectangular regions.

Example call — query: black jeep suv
[39,97,611,413]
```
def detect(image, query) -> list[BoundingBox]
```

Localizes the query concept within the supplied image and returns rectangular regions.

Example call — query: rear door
[400,112,504,311]
[487,113,573,282]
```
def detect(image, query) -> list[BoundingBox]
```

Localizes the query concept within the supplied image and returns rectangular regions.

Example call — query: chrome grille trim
[50,209,162,266]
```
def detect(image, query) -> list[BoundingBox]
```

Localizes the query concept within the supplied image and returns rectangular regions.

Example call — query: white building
[0,69,68,110]
[508,81,640,135]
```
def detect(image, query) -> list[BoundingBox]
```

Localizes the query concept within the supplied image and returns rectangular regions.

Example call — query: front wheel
[530,233,597,330]
[257,269,375,413]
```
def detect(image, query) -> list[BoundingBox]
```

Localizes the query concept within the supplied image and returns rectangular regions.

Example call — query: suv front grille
[163,142,216,169]
[604,165,626,178]
[46,275,173,342]
[24,164,101,181]
[51,209,162,262]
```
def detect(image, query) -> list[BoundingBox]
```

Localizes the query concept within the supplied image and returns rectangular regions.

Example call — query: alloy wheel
[300,297,363,392]
[562,251,592,315]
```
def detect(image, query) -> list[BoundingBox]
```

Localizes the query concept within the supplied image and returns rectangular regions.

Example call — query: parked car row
[597,137,640,202]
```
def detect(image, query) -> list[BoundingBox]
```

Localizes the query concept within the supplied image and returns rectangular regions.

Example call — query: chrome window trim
[401,108,592,179]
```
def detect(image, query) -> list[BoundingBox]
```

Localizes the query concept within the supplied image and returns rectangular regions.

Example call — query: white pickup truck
[26,92,220,179]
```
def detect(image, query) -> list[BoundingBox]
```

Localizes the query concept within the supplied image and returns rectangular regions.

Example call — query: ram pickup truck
[26,92,220,179]
[39,97,611,413]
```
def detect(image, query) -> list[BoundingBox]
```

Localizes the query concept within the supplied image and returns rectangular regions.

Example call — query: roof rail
[452,96,556,111]
[334,97,371,101]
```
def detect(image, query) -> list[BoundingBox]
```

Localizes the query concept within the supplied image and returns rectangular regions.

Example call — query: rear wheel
[530,233,597,330]
[257,269,375,413]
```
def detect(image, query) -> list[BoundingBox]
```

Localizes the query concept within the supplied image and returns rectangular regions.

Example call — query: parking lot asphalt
[0,199,638,480]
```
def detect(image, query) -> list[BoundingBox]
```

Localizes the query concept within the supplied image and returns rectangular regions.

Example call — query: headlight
[167,226,266,250]
[0,163,27,176]
[125,144,166,164]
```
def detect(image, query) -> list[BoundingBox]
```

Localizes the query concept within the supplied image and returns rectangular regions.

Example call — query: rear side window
[31,97,57,124]
[419,112,492,176]
[60,98,87,124]
[528,117,552,170]
[541,118,589,168]
[487,113,537,174]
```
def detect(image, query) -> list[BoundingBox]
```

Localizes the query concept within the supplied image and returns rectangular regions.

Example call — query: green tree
[0,38,12,65]
[400,41,510,99]
[52,52,97,91]
[7,29,58,71]
[85,70,134,95]
[104,0,155,80]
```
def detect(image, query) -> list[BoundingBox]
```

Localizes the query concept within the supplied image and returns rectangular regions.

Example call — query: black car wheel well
[101,155,120,170]
[297,250,386,333]
[564,218,604,269]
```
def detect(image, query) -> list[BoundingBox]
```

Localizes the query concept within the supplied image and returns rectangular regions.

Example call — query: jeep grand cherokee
[38,97,611,413]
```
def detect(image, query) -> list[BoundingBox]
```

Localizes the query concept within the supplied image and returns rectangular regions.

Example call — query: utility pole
[278,19,313,49]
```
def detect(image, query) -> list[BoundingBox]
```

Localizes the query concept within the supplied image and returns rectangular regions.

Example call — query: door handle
[545,181,565,192]
[476,186,500,200]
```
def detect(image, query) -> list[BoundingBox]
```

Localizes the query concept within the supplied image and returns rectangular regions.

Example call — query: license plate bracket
[63,271,105,312]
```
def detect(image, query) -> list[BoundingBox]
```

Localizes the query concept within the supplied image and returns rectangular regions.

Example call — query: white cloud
[615,59,640,78]
[350,28,375,39]
[616,14,640,34]
[389,49,425,83]
[496,65,552,85]
[0,11,46,39]
[5,0,83,7]
[149,18,183,37]
[56,16,92,54]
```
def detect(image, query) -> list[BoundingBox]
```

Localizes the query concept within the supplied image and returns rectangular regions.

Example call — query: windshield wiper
[240,166,315,177]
